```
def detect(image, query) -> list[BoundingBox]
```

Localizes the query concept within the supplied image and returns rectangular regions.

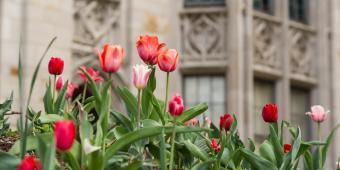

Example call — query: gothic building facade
[0,0,340,167]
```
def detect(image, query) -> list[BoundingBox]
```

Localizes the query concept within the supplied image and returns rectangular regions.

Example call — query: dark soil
[0,135,19,152]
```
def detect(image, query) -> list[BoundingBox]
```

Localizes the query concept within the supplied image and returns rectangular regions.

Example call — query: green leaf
[248,138,256,152]
[176,103,208,123]
[183,140,209,161]
[151,95,165,125]
[104,126,206,161]
[303,150,314,170]
[191,159,214,170]
[37,135,56,170]
[269,124,284,166]
[43,79,54,115]
[291,127,302,161]
[159,128,167,170]
[39,114,64,124]
[117,87,138,120]
[240,148,277,170]
[321,124,340,167]
[0,93,13,116]
[122,160,143,170]
[0,151,20,169]
[54,80,68,115]
[111,111,133,132]
[259,140,277,166]
[142,67,156,117]
[142,119,161,128]
[79,67,101,112]
[9,133,53,154]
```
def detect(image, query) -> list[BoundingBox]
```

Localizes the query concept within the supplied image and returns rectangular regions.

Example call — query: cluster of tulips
[1,35,339,170]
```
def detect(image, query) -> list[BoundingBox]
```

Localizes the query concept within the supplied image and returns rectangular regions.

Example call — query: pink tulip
[97,44,124,73]
[54,120,76,151]
[168,94,184,117]
[78,66,103,82]
[305,105,328,123]
[205,117,212,128]
[56,76,63,91]
[132,64,152,90]
[66,82,77,99]
[157,48,179,72]
[136,35,165,65]
[184,118,199,127]
[210,138,220,153]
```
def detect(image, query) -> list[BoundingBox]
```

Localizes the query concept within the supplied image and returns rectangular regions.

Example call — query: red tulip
[54,120,76,151]
[48,57,64,75]
[283,144,292,153]
[17,155,42,170]
[210,138,220,153]
[97,44,124,73]
[220,113,233,132]
[168,94,184,117]
[79,66,103,82]
[262,103,278,123]
[56,76,63,91]
[136,35,165,65]
[66,82,77,99]
[157,48,179,72]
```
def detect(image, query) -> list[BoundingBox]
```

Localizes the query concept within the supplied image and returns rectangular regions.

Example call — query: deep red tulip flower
[97,44,124,73]
[262,103,278,123]
[157,48,179,72]
[210,138,221,153]
[220,113,233,132]
[136,35,165,65]
[54,120,76,151]
[56,76,63,91]
[79,66,103,82]
[48,57,64,75]
[168,94,184,117]
[66,82,77,99]
[17,155,42,170]
[283,144,292,153]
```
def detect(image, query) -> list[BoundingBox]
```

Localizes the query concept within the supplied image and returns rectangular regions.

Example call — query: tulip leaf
[9,133,53,154]
[183,140,209,161]
[191,159,214,170]
[248,138,256,152]
[79,68,101,111]
[37,135,56,170]
[303,150,314,170]
[269,124,284,167]
[54,80,68,115]
[111,111,133,132]
[240,148,277,170]
[0,151,20,170]
[39,114,64,124]
[43,79,53,115]
[259,140,277,165]
[176,103,208,123]
[142,67,156,117]
[117,87,138,120]
[321,124,340,167]
[151,95,165,125]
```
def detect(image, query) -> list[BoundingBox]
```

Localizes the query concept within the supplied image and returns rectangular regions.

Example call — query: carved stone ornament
[181,12,227,62]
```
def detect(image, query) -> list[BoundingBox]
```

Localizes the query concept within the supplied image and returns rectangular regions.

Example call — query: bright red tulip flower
[66,82,77,99]
[97,44,124,73]
[220,113,233,132]
[305,105,328,123]
[136,35,165,65]
[262,103,278,123]
[54,120,76,151]
[210,138,221,153]
[283,143,292,153]
[157,48,179,72]
[79,66,103,82]
[17,155,42,170]
[168,94,184,117]
[56,76,63,91]
[48,57,64,75]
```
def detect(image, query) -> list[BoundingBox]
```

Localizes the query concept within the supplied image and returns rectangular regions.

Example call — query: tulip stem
[82,83,87,104]
[52,75,56,102]
[169,117,177,170]
[137,89,142,129]
[318,122,322,169]
[163,72,170,117]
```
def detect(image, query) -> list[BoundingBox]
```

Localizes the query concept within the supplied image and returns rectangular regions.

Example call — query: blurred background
[0,0,339,168]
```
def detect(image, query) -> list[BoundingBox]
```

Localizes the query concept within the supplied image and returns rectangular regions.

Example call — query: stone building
[0,0,340,168]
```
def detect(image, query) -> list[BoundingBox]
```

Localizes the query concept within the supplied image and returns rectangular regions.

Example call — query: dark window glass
[289,0,308,23]
[184,0,225,7]
[254,0,274,15]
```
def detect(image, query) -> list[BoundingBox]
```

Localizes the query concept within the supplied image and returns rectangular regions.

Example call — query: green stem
[318,122,322,170]
[169,117,177,170]
[82,83,87,104]
[160,128,166,170]
[163,72,170,118]
[137,89,142,129]
[52,75,56,102]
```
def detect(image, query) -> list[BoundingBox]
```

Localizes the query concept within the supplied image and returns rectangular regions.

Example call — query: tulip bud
[79,66,103,82]
[210,138,220,153]
[54,120,76,151]
[97,44,124,73]
[56,76,63,91]
[136,35,165,65]
[48,57,64,75]
[205,117,212,128]
[168,94,184,117]
[157,48,179,72]
[18,155,42,170]
[66,82,77,99]
[305,105,328,123]
[220,113,233,132]
[283,144,292,153]
[262,103,278,123]
[184,118,199,127]
[132,64,152,90]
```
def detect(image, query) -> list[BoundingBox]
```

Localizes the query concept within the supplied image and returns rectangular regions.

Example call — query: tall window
[184,0,225,7]
[289,0,308,23]
[183,75,225,125]
[290,87,311,140]
[254,79,275,142]
[254,0,274,15]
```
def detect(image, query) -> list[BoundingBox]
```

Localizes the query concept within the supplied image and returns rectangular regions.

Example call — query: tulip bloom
[54,120,76,151]
[184,118,199,127]
[262,103,278,123]
[56,76,63,91]
[168,94,184,117]
[283,144,292,154]
[157,48,179,72]
[18,155,42,170]
[48,57,64,75]
[136,35,165,65]
[220,113,233,132]
[305,105,328,123]
[66,82,77,99]
[97,44,124,73]
[132,64,152,90]
[79,66,103,82]
[210,138,221,153]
